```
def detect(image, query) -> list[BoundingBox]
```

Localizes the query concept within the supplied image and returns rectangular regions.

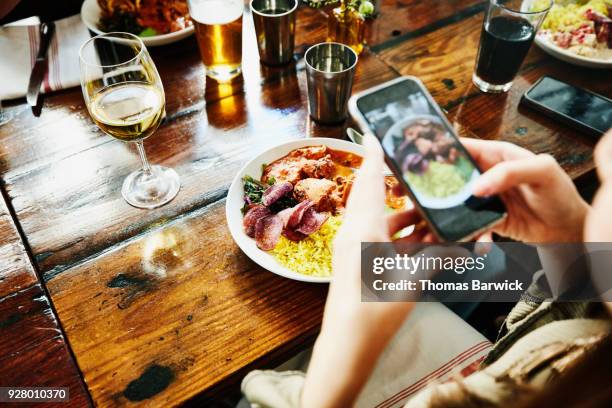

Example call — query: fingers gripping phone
[348,76,507,242]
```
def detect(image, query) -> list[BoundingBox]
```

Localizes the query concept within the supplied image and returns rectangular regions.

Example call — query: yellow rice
[532,0,611,32]
[270,216,342,277]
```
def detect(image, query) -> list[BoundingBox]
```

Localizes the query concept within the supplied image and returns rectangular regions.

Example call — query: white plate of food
[382,115,479,210]
[226,138,409,283]
[524,0,612,68]
[81,0,194,47]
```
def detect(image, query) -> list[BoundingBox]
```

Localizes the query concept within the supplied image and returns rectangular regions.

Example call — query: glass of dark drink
[473,0,552,93]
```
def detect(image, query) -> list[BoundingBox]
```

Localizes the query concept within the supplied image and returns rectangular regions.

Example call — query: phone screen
[356,78,505,241]
[525,77,612,134]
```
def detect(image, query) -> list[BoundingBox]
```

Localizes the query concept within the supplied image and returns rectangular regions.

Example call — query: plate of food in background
[525,0,612,68]
[81,0,194,47]
[225,138,410,283]
[382,115,479,210]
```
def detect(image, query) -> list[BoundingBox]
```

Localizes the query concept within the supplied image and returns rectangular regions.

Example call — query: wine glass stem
[135,141,152,175]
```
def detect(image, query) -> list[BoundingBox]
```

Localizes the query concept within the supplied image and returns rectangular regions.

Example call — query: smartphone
[348,76,506,242]
[521,76,612,137]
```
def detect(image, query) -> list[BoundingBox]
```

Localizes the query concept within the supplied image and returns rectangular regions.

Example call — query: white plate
[81,0,194,47]
[534,34,612,69]
[226,138,367,284]
[520,0,612,69]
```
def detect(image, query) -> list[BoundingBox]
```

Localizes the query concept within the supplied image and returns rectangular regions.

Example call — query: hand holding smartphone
[348,76,507,242]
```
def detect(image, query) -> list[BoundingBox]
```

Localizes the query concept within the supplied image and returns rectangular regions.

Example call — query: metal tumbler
[304,42,358,124]
[251,0,298,65]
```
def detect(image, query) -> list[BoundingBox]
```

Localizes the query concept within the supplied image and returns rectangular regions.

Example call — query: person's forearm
[302,303,413,407]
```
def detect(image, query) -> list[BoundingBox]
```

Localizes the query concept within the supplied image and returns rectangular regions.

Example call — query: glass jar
[327,4,366,54]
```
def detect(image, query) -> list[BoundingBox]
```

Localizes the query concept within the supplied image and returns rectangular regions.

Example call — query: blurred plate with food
[226,138,410,283]
[81,0,194,47]
[525,0,612,68]
[383,115,478,210]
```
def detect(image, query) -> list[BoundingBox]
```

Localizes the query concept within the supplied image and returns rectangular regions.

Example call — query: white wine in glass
[79,32,180,209]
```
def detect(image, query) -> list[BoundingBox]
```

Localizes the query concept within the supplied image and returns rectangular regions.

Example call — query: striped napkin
[241,302,492,408]
[0,14,91,101]
[356,302,491,408]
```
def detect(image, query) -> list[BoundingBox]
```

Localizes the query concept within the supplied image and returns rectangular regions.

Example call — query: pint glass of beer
[188,0,244,82]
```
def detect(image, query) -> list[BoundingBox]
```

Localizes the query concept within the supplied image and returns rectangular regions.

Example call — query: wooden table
[0,1,610,406]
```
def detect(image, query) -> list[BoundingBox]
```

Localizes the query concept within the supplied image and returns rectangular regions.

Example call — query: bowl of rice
[225,138,368,283]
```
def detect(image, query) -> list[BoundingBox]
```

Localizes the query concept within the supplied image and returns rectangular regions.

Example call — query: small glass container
[327,3,366,54]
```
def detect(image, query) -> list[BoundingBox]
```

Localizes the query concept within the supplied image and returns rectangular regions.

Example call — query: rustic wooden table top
[0,1,610,407]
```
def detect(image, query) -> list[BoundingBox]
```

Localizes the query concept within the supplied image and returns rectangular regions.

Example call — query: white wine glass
[79,32,180,209]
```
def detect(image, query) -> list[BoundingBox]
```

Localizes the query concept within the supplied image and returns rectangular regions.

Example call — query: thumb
[345,134,385,216]
[361,134,384,175]
[473,154,559,196]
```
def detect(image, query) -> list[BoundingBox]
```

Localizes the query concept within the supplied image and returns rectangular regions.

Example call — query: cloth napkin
[0,14,91,101]
[241,302,492,408]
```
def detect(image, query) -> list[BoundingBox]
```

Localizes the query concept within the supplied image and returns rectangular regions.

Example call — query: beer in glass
[188,0,244,82]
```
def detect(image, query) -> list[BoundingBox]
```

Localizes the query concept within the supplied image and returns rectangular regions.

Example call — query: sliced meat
[296,208,329,235]
[287,200,315,228]
[275,200,315,229]
[276,207,294,228]
[262,181,293,206]
[293,178,337,212]
[415,138,433,156]
[431,134,454,156]
[302,155,336,179]
[282,229,307,242]
[447,147,459,163]
[255,215,284,251]
[403,123,428,143]
[243,205,271,238]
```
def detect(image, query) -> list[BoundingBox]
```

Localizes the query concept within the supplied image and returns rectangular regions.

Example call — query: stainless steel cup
[251,0,298,65]
[304,42,358,124]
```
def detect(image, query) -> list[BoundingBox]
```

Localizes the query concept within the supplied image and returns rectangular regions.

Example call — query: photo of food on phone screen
[353,77,506,241]
[383,116,478,209]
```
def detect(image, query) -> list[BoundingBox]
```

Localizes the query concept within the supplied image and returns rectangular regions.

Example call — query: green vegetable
[305,0,375,17]
[139,27,158,37]
[241,175,298,214]
[359,1,374,17]
[242,176,267,213]
[99,13,142,35]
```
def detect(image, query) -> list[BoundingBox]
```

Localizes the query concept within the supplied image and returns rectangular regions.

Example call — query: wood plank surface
[0,284,91,407]
[366,0,485,48]
[0,196,90,407]
[46,200,326,407]
[0,201,37,299]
